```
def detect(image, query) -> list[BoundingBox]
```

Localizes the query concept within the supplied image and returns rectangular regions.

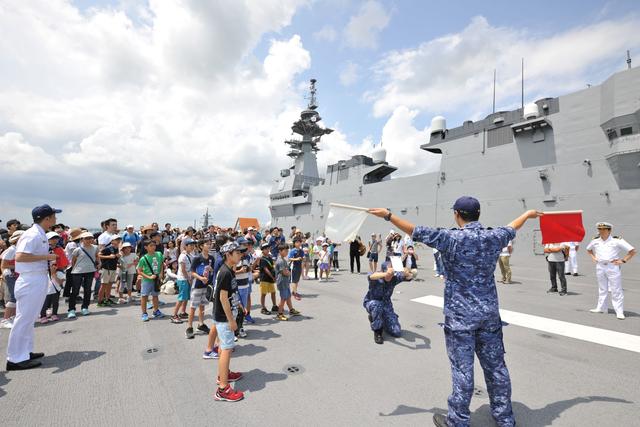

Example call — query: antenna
[521,58,524,113]
[492,69,496,114]
[308,79,318,110]
[627,50,632,69]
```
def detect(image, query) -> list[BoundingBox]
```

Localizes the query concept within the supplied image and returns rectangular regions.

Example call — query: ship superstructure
[269,68,640,276]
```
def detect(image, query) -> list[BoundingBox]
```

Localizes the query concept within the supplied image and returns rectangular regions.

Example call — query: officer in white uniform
[586,222,636,320]
[6,204,61,370]
[564,242,579,276]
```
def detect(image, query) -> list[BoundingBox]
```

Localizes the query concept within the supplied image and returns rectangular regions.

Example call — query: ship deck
[1,247,639,426]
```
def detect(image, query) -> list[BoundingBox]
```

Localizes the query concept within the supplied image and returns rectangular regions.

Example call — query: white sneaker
[239,328,247,338]
[118,298,126,304]
[616,313,626,320]
[589,308,604,313]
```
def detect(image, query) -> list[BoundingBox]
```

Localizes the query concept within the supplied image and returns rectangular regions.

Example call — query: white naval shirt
[14,223,49,274]
[586,236,634,264]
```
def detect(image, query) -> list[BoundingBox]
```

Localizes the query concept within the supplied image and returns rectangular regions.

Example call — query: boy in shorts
[118,242,137,304]
[136,240,165,322]
[275,244,301,321]
[172,238,195,324]
[186,240,213,339]
[213,242,245,402]
[288,238,304,300]
[258,243,278,314]
[98,235,121,306]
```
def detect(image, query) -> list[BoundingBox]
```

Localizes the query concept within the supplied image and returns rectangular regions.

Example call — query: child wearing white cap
[118,242,137,304]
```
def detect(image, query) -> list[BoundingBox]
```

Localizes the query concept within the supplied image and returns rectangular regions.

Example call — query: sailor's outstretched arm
[368,208,415,235]
[507,210,543,231]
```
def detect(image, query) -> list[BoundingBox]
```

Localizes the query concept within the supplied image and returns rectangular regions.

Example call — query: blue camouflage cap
[452,196,480,214]
[235,236,249,246]
[221,241,247,254]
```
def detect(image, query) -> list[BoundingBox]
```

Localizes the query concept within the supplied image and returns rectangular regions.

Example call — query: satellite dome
[523,103,540,120]
[430,116,446,134]
[372,146,387,163]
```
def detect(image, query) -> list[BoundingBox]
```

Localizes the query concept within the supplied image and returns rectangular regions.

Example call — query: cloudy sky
[1,0,639,229]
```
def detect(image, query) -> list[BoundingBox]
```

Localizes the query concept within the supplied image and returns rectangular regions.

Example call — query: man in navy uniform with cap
[6,204,61,370]
[370,196,541,427]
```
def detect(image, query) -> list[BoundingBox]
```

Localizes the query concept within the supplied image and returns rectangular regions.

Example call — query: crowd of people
[1,200,635,421]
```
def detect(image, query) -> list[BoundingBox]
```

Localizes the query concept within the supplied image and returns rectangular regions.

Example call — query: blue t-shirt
[288,248,304,269]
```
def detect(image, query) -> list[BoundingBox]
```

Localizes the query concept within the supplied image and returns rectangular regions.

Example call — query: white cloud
[339,61,360,86]
[0,0,313,227]
[313,24,337,42]
[344,0,390,49]
[380,106,440,176]
[370,16,640,118]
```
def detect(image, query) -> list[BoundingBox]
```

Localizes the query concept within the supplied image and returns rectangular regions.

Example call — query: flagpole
[329,202,370,212]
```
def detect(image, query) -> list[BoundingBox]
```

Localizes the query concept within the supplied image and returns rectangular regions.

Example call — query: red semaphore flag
[540,210,586,244]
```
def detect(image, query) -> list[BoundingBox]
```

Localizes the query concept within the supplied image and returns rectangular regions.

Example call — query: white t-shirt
[119,253,138,274]
[1,246,16,277]
[319,250,329,264]
[545,243,568,262]
[586,236,634,263]
[177,252,193,281]
[500,241,513,257]
[15,224,49,274]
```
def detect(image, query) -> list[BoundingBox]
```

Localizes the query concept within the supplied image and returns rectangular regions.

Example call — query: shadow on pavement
[233,343,266,358]
[473,396,634,426]
[244,329,281,341]
[380,396,632,424]
[0,372,9,398]
[387,330,431,350]
[43,350,106,374]
[297,293,319,299]
[241,368,288,393]
[379,405,444,417]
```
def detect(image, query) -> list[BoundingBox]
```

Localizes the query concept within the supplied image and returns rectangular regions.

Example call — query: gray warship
[269,65,640,277]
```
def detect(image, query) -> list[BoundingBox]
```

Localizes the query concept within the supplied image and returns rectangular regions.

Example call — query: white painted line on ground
[411,295,640,354]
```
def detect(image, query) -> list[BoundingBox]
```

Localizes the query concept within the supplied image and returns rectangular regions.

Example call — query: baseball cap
[221,241,247,254]
[9,230,24,243]
[121,242,132,248]
[260,242,270,250]
[32,204,62,221]
[380,261,391,272]
[452,196,480,214]
[126,224,134,229]
[183,238,196,246]
[46,231,60,240]
[236,236,249,246]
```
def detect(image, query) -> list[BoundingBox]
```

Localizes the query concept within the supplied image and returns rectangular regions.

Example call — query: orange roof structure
[234,217,260,231]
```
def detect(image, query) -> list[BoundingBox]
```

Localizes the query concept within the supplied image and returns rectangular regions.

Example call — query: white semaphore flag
[325,203,369,242]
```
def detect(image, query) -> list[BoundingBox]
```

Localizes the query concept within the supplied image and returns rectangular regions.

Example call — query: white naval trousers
[7,271,48,363]
[565,250,578,274]
[595,263,624,315]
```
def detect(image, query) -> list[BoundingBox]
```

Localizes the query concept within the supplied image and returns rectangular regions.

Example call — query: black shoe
[29,352,44,360]
[197,323,210,334]
[261,307,271,315]
[559,290,567,296]
[185,327,195,339]
[374,329,384,345]
[565,272,572,275]
[573,273,578,276]
[547,288,558,293]
[179,312,189,319]
[271,305,278,313]
[6,359,42,371]
[433,413,449,427]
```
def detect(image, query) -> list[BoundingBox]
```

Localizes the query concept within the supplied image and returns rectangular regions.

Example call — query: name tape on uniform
[411,295,640,354]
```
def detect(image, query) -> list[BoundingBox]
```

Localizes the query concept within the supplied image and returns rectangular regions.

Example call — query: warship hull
[270,68,640,278]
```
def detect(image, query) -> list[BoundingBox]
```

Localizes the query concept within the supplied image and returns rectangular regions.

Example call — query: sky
[1,0,639,229]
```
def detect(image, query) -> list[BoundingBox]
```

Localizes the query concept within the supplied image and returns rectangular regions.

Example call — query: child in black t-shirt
[185,240,214,339]
[258,243,278,314]
[213,242,245,402]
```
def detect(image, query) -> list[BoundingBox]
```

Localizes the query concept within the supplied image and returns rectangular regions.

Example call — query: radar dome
[372,147,387,163]
[430,116,446,134]
[523,103,540,120]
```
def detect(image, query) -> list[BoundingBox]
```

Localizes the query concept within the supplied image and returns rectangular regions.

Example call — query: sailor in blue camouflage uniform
[363,262,412,344]
[369,197,541,427]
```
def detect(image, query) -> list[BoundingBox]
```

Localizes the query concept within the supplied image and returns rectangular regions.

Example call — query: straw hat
[78,231,94,240]
[68,228,83,241]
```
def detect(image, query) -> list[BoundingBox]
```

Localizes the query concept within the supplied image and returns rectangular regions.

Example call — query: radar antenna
[308,79,318,110]
[627,50,632,70]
